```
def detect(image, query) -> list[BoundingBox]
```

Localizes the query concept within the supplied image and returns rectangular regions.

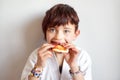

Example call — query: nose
[54,31,64,40]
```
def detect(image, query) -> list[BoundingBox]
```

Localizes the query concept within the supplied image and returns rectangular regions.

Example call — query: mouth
[51,41,64,46]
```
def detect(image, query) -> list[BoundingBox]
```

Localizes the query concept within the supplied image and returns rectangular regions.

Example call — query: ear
[73,30,80,40]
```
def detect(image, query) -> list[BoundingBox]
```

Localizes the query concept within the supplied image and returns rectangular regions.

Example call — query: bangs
[49,15,73,27]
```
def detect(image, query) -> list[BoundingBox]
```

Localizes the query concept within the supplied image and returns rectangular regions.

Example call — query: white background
[0,0,120,80]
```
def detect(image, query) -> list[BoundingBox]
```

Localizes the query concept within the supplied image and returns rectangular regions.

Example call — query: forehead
[49,23,76,29]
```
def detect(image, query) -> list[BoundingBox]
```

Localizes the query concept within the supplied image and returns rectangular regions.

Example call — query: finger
[64,44,80,54]
[64,53,70,60]
[38,49,53,58]
[43,51,53,59]
[64,44,76,51]
[38,44,54,54]
[41,43,53,48]
[41,43,54,50]
[43,50,53,56]
[37,51,53,65]
[63,43,74,48]
[71,48,80,53]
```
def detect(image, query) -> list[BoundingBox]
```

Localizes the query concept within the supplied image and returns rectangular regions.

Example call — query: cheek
[46,33,51,43]
[46,36,50,43]
[65,35,75,43]
[46,33,54,43]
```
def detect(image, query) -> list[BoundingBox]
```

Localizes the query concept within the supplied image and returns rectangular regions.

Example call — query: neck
[55,53,64,66]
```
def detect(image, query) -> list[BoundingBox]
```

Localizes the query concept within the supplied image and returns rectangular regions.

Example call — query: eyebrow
[64,27,72,30]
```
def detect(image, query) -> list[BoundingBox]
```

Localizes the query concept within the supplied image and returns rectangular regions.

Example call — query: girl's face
[46,23,80,45]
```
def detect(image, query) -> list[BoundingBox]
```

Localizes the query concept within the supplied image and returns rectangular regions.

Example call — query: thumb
[64,53,69,61]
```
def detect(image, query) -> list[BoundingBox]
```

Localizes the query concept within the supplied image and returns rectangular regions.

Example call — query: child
[21,4,92,80]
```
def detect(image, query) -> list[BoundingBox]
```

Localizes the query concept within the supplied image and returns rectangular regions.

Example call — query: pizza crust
[52,45,69,53]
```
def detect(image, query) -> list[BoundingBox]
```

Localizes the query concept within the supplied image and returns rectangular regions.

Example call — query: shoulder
[77,47,92,66]
[21,48,39,80]
[80,48,91,60]
[77,48,92,75]
[27,48,39,63]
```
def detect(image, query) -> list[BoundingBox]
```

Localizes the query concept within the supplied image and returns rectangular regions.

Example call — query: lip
[51,41,65,45]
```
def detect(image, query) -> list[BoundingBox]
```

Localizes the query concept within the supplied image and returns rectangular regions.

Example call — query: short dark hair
[42,4,79,39]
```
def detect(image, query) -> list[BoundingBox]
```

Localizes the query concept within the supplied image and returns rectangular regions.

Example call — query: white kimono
[21,48,92,80]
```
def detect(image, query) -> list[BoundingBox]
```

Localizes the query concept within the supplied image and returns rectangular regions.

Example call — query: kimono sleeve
[21,49,38,80]
[78,49,92,80]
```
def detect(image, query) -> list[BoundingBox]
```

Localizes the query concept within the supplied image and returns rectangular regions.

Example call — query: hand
[63,43,80,68]
[36,43,54,68]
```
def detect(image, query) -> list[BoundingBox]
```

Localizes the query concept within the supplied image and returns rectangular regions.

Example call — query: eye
[48,28,56,33]
[64,30,70,33]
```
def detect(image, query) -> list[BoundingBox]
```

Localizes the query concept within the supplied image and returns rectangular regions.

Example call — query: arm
[64,43,84,80]
[70,66,84,80]
[21,49,38,80]
[21,43,54,80]
[64,43,92,80]
[76,50,92,80]
[69,50,92,80]
[28,64,43,80]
